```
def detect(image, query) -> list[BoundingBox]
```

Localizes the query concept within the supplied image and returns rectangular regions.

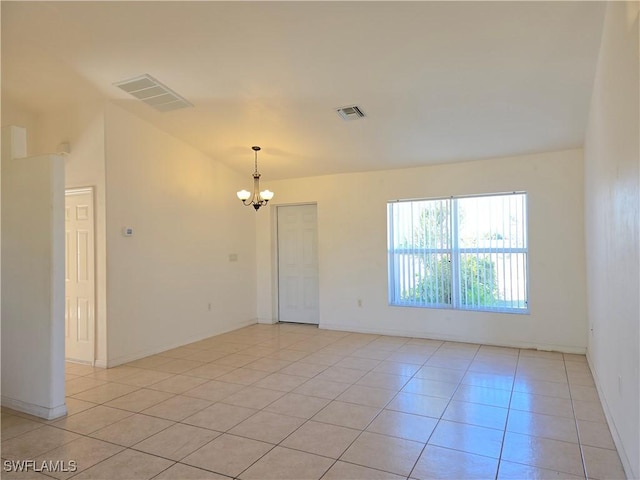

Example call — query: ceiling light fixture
[237,146,274,211]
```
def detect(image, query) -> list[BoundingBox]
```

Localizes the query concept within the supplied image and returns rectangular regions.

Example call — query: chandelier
[236,146,274,211]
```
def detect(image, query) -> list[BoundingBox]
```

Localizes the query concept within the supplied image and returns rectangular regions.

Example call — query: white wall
[2,99,258,368]
[257,149,587,352]
[1,98,109,366]
[104,103,257,366]
[36,102,108,366]
[1,127,66,419]
[584,2,640,478]
[0,97,38,155]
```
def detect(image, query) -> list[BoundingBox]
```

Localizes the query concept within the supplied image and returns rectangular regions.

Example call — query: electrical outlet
[208,302,212,311]
[357,299,363,307]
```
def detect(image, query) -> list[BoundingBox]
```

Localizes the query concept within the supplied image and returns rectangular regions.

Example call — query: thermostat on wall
[122,227,134,237]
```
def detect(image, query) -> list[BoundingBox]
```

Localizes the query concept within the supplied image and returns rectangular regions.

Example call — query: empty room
[1,1,638,479]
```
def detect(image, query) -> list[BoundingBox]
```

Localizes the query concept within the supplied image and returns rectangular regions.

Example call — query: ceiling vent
[113,74,193,112]
[336,105,366,121]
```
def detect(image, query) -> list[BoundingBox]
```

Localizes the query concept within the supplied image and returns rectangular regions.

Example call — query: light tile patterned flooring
[1,323,627,479]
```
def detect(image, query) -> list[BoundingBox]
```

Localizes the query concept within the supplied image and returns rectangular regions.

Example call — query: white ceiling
[2,1,606,180]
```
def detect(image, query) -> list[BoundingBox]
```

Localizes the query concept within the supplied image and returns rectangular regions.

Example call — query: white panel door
[277,204,319,324]
[65,188,95,363]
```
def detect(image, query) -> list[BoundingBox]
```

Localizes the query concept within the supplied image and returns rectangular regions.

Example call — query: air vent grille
[114,74,193,112]
[336,105,366,121]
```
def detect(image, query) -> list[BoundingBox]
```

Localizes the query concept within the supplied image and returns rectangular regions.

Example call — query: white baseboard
[587,354,636,480]
[1,396,67,420]
[257,317,277,324]
[319,322,587,354]
[105,318,258,368]
[65,358,94,366]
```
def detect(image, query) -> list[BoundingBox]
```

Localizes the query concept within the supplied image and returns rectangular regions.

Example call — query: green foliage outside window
[402,255,498,307]
[400,208,499,307]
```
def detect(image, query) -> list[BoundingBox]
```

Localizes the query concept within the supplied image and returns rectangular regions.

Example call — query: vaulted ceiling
[2,1,606,179]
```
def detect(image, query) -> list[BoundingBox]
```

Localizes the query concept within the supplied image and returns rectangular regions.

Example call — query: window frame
[387,192,529,314]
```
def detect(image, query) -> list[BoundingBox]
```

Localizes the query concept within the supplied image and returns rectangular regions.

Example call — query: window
[388,192,528,313]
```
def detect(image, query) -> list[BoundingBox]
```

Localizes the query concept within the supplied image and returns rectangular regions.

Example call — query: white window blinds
[388,192,528,313]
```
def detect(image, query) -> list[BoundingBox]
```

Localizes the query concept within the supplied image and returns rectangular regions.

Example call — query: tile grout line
[6,336,304,478]
[46,326,325,479]
[404,340,484,479]
[567,353,590,480]
[229,330,386,480]
[494,346,520,480]
[316,335,424,480]
[3,326,616,480]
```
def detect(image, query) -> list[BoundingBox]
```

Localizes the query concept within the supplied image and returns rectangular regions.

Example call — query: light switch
[229,254,238,262]
[122,227,134,237]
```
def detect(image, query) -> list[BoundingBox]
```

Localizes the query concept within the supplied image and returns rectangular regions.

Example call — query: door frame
[274,202,319,324]
[65,186,96,365]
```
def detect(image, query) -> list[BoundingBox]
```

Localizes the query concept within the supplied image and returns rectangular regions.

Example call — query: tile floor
[1,323,628,480]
